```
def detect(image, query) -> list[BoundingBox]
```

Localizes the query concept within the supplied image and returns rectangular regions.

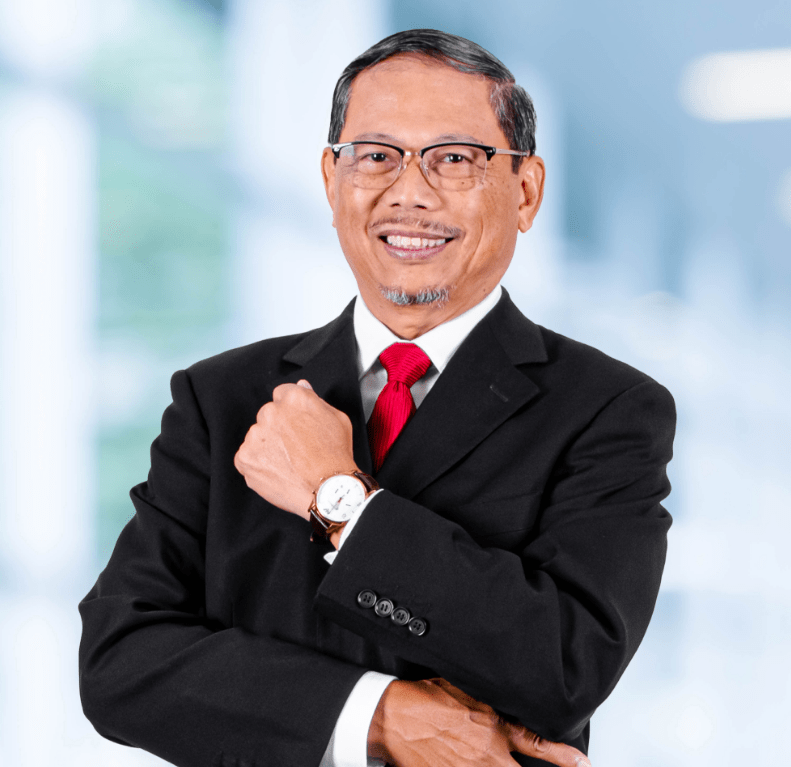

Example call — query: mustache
[370,216,462,239]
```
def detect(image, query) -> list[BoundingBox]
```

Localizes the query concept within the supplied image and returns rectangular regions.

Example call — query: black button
[357,590,377,608]
[374,598,394,617]
[391,607,411,626]
[408,617,427,636]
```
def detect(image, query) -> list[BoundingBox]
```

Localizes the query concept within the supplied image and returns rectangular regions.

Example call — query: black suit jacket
[79,289,675,767]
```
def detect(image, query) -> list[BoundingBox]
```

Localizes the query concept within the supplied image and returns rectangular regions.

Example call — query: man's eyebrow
[432,133,486,144]
[352,132,400,143]
[351,132,488,145]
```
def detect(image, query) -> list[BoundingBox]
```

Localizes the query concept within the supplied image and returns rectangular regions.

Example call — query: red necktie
[368,343,431,472]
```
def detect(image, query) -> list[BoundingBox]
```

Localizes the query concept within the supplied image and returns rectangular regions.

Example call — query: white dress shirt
[319,285,503,767]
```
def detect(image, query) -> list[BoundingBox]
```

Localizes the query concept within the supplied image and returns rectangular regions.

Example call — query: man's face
[322,55,545,337]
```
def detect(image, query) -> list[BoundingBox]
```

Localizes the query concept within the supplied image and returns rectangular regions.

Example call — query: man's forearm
[315,382,674,742]
[80,370,375,767]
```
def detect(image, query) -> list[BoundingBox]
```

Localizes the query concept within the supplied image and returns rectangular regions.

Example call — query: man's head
[321,29,545,339]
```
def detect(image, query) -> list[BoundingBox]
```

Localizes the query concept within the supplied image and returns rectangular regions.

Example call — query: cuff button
[357,590,377,608]
[408,617,427,636]
[391,607,411,626]
[374,597,394,617]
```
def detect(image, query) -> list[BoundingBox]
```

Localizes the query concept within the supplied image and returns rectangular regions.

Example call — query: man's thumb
[507,723,591,767]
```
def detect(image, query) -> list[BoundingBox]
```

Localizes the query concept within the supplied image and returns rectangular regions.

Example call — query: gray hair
[379,285,452,307]
[329,29,536,173]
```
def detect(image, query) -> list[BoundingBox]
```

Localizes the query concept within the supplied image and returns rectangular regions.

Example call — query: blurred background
[1,0,789,764]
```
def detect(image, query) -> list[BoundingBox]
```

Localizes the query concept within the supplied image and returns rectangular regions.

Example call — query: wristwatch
[308,470,379,542]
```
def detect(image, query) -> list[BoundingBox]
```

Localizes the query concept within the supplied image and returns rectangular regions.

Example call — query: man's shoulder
[539,324,657,387]
[493,292,671,400]
[533,323,675,423]
[188,331,307,381]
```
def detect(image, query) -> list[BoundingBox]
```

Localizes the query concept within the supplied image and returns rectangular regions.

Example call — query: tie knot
[379,343,431,387]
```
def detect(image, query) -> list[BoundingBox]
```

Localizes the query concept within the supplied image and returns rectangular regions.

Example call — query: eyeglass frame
[330,140,531,189]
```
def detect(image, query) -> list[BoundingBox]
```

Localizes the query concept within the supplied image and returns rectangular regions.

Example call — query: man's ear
[517,155,546,233]
[321,147,337,228]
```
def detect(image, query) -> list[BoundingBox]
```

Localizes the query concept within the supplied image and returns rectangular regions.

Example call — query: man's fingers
[427,679,592,767]
[507,723,591,767]
[272,381,313,401]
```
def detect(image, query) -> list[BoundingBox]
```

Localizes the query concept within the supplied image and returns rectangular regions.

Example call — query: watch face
[316,475,366,522]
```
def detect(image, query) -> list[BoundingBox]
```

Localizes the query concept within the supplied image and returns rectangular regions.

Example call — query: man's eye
[440,153,470,164]
[358,151,390,164]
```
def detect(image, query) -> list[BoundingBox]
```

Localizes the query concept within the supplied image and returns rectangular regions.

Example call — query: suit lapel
[275,290,548,496]
[280,299,373,474]
[375,290,548,499]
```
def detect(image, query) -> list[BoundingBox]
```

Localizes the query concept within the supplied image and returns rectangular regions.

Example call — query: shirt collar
[353,285,503,378]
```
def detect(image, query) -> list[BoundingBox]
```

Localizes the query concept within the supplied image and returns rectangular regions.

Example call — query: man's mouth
[378,233,453,259]
[383,234,448,249]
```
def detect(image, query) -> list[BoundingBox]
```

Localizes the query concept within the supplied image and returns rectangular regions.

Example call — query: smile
[385,235,447,249]
[378,233,454,260]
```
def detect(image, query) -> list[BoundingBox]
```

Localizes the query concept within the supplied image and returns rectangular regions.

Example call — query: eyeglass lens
[336,143,487,190]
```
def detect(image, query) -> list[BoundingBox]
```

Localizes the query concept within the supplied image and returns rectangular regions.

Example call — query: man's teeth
[385,235,447,249]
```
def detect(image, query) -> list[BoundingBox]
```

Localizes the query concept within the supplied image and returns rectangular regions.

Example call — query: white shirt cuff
[323,489,383,565]
[318,670,396,767]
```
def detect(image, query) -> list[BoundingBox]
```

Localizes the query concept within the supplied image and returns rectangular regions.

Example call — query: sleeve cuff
[318,670,396,767]
[323,489,383,565]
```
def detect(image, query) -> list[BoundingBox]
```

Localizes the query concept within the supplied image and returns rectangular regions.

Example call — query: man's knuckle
[532,736,550,754]
[468,709,498,729]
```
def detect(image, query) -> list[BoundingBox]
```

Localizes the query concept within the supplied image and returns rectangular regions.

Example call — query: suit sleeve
[78,370,367,767]
[315,379,675,743]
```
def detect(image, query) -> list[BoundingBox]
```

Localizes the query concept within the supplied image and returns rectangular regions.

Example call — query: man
[79,29,674,767]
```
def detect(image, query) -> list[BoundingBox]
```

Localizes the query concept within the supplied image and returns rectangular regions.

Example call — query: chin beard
[379,285,452,308]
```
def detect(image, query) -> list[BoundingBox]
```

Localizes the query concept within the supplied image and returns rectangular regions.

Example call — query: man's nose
[381,153,441,209]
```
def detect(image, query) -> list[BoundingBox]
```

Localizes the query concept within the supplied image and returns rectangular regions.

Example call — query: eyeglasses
[330,141,530,191]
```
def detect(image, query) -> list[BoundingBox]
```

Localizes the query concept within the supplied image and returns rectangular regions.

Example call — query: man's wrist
[321,671,395,767]
[366,683,390,762]
[310,471,379,544]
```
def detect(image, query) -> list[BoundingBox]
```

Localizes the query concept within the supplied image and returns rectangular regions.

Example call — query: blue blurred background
[1,1,789,764]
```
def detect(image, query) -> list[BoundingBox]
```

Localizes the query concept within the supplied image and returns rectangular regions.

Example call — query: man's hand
[368,678,591,767]
[233,380,358,518]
